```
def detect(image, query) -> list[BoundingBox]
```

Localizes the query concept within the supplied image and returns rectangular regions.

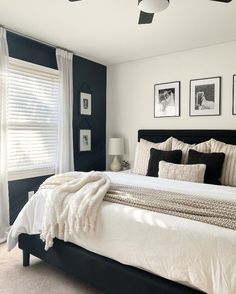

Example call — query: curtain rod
[0,24,73,54]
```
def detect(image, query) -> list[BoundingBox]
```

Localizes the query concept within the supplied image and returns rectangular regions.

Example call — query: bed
[8,129,236,294]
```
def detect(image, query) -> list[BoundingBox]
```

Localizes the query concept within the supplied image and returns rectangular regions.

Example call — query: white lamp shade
[109,138,124,156]
[138,0,169,13]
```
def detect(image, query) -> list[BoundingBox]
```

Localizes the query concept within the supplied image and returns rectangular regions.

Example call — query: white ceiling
[0,0,235,65]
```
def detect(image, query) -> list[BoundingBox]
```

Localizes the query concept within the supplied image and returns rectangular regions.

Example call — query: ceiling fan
[68,0,232,25]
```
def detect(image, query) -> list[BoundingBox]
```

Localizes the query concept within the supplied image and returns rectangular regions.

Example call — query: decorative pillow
[171,138,211,164]
[133,142,140,170]
[188,149,225,185]
[146,148,182,177]
[133,138,172,175]
[210,139,236,186]
[159,161,206,183]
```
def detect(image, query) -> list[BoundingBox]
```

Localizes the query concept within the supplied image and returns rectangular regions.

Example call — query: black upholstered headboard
[138,130,236,145]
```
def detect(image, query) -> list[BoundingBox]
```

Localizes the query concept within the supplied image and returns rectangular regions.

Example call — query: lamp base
[110,155,121,172]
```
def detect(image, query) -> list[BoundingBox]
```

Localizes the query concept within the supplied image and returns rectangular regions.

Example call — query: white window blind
[7,58,59,181]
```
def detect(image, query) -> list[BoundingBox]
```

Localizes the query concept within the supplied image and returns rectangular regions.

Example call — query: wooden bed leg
[23,250,30,267]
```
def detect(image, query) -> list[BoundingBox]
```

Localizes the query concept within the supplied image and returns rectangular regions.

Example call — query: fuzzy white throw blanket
[39,171,110,250]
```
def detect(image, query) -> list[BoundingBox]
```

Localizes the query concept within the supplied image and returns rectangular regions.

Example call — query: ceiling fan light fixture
[138,0,169,13]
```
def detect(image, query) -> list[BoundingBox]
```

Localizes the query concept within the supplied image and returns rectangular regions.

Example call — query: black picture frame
[233,75,236,115]
[189,77,221,117]
[154,81,181,118]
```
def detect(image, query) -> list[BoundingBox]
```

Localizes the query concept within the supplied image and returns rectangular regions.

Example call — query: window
[7,58,59,181]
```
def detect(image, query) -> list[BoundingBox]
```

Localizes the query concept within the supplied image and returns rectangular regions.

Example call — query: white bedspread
[7,172,236,294]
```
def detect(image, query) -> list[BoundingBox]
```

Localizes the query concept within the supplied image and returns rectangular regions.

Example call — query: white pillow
[159,161,206,183]
[171,138,211,164]
[133,138,172,175]
[210,139,236,187]
[133,142,140,170]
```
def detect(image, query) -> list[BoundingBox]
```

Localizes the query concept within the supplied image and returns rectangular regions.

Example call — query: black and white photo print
[80,92,92,115]
[83,98,89,110]
[80,129,91,152]
[154,81,180,117]
[190,77,221,116]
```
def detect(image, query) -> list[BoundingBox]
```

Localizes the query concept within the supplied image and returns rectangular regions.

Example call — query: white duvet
[8,172,236,294]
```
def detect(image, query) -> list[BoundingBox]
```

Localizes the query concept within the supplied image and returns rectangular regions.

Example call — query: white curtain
[0,27,9,243]
[56,48,74,173]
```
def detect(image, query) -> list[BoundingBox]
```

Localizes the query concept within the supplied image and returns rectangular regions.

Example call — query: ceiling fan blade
[138,0,154,24]
[210,0,232,2]
[138,11,154,24]
[68,0,82,2]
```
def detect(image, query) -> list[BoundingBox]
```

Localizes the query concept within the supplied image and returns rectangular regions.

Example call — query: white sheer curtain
[0,27,9,243]
[56,48,74,173]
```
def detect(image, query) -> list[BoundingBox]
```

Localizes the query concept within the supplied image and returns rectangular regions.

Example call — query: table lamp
[109,138,124,172]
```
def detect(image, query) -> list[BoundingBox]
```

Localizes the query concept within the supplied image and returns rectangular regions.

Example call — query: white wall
[107,41,236,167]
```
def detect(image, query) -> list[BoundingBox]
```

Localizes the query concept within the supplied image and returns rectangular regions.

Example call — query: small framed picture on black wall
[80,92,92,115]
[190,77,221,117]
[80,129,91,152]
[233,75,236,115]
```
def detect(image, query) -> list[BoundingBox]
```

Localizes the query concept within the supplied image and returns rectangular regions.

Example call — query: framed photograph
[80,92,91,115]
[154,81,180,118]
[190,77,221,116]
[80,129,91,152]
[233,75,236,115]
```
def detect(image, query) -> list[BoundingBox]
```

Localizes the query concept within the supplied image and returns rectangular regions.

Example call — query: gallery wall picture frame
[233,75,236,115]
[154,81,180,118]
[189,77,221,117]
[80,129,91,152]
[80,92,92,115]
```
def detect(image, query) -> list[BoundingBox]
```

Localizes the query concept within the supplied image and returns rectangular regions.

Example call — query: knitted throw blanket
[105,184,236,231]
[39,171,110,250]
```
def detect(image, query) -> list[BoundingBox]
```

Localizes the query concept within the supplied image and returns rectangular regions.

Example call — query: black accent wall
[7,32,57,69]
[7,32,106,224]
[73,55,106,172]
[9,175,50,223]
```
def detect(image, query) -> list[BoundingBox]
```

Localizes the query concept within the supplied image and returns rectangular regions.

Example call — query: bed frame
[19,129,236,294]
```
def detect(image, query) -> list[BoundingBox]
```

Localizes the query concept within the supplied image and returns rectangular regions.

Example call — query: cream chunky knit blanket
[39,171,110,250]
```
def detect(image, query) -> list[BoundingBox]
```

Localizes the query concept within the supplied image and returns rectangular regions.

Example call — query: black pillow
[146,148,182,177]
[188,149,225,185]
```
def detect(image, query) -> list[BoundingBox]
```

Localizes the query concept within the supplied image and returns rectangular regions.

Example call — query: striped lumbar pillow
[171,137,211,164]
[210,139,236,187]
[133,137,172,175]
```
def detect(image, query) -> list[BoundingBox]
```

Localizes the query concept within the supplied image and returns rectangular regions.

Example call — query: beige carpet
[0,243,102,294]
